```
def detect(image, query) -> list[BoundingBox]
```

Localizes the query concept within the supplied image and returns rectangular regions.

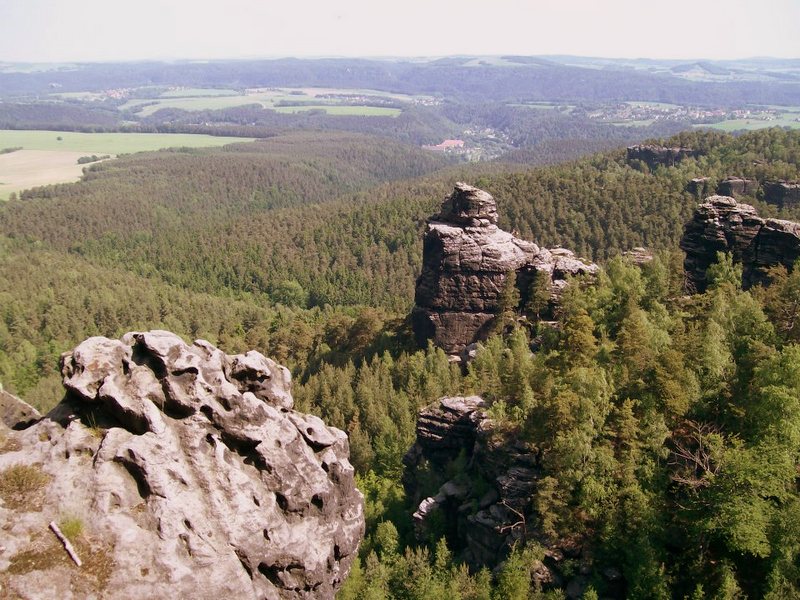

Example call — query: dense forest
[2,127,800,598]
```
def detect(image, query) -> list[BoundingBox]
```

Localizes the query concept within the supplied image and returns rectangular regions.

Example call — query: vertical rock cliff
[403,397,606,597]
[0,331,364,599]
[680,195,800,292]
[412,183,597,356]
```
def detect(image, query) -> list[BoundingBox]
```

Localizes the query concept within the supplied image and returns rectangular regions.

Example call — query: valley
[1,51,800,600]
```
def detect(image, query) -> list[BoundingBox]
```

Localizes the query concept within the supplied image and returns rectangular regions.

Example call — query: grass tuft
[58,515,85,543]
[0,463,50,510]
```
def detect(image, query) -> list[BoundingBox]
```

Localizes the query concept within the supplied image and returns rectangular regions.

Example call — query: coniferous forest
[2,126,800,598]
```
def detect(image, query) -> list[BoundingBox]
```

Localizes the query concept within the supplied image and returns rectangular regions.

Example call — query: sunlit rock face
[680,195,800,292]
[412,183,597,356]
[762,180,800,209]
[0,330,364,600]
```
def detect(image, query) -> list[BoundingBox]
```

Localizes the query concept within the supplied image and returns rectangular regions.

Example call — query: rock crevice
[403,397,600,597]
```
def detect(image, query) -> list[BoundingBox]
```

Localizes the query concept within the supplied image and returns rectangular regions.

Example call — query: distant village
[585,102,799,125]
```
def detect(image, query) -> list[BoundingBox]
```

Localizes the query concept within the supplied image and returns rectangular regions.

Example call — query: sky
[1,0,798,63]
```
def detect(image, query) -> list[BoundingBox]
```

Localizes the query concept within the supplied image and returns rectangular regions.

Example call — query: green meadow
[0,130,254,199]
[702,116,800,132]
[0,130,253,154]
[117,87,405,117]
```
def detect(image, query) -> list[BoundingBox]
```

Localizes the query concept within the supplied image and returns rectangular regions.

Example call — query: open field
[160,88,239,97]
[701,116,800,131]
[611,119,657,127]
[273,105,401,116]
[0,130,254,199]
[625,101,682,109]
[0,130,253,155]
[121,95,275,115]
[0,149,93,199]
[116,87,408,117]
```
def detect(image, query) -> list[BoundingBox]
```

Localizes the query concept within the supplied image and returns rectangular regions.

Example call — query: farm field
[160,87,239,97]
[0,130,252,154]
[116,87,409,117]
[120,95,276,115]
[0,149,91,199]
[701,115,800,131]
[0,130,254,199]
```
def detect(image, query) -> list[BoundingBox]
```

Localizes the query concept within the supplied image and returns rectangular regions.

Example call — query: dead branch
[49,521,82,567]
[667,420,722,489]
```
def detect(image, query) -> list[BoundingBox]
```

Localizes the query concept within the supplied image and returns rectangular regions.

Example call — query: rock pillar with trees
[412,183,598,358]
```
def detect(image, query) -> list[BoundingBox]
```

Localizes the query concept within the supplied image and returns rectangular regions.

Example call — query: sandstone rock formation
[762,180,800,208]
[626,144,699,169]
[0,331,364,600]
[403,397,604,598]
[0,389,40,430]
[716,176,758,197]
[403,397,534,566]
[622,246,654,266]
[680,195,800,292]
[412,183,597,356]
[686,177,710,197]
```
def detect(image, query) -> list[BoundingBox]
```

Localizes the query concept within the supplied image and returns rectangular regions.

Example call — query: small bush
[0,463,50,510]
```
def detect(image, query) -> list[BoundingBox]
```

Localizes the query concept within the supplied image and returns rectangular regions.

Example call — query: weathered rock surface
[687,177,710,197]
[626,144,699,169]
[412,183,597,355]
[403,396,534,566]
[680,195,800,292]
[762,180,800,208]
[622,246,654,266]
[716,176,758,197]
[0,389,40,430]
[403,397,600,598]
[0,331,364,600]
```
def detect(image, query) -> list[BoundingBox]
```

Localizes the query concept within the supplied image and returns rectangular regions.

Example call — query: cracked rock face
[762,180,800,209]
[412,183,597,355]
[0,330,364,600]
[716,177,758,198]
[625,144,699,169]
[404,396,540,567]
[680,195,800,292]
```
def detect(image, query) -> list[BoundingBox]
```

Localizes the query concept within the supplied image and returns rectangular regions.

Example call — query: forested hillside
[2,126,800,598]
[3,129,799,312]
[4,57,799,104]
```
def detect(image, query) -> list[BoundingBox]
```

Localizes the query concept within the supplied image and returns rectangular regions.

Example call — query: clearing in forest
[0,130,254,199]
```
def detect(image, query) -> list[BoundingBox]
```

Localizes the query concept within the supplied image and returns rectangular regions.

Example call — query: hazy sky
[1,0,798,63]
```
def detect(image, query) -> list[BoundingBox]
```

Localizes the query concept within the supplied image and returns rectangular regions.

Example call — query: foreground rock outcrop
[0,389,40,430]
[0,331,364,599]
[412,183,597,356]
[680,195,800,292]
